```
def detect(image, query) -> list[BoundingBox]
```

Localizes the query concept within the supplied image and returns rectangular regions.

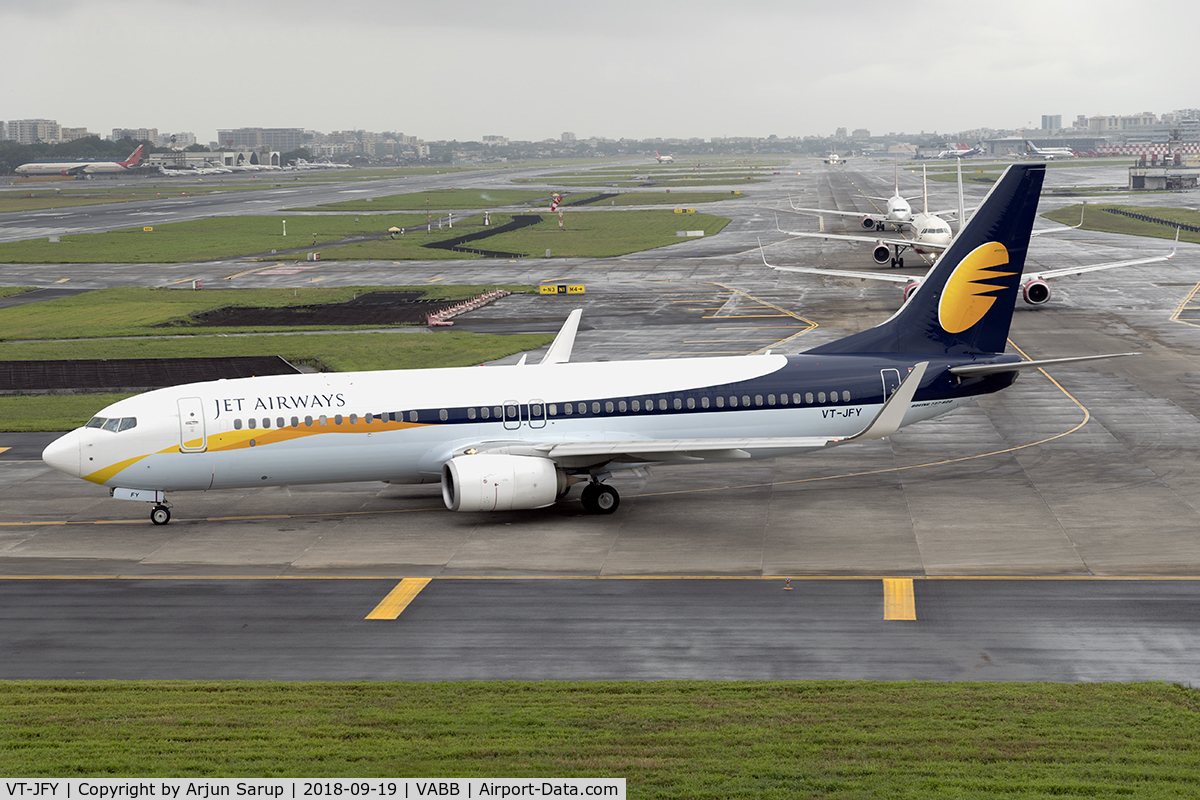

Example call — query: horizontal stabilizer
[949,353,1138,377]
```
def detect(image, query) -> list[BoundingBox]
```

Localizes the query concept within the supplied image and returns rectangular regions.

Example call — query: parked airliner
[43,164,1130,524]
[654,151,675,163]
[1024,140,1077,160]
[16,145,146,177]
[789,163,935,233]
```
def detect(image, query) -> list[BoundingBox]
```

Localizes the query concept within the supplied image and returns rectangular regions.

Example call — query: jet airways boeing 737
[16,145,145,177]
[43,163,1131,525]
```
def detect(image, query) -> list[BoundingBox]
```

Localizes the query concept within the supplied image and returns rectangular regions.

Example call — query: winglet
[844,361,928,441]
[540,308,583,365]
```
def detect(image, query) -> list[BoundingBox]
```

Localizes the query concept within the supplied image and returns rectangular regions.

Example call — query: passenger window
[632,400,640,412]
[658,398,667,411]
[439,409,448,421]
[604,401,613,413]
[86,417,105,429]
[493,407,502,419]
[645,397,653,410]
[686,397,695,409]
[102,418,120,432]
[263,418,272,429]
[349,414,358,425]
[305,416,313,427]
[578,403,586,414]
[768,395,776,406]
[334,415,343,425]
[673,398,682,410]
[805,392,814,404]
[468,408,477,420]
[618,400,627,412]
[248,418,257,429]
[780,394,789,405]
[548,405,557,416]
[742,395,751,406]
[118,417,137,432]
[564,404,572,416]
[291,417,299,428]
[366,413,374,424]
[411,411,419,422]
[755,395,763,407]
[842,391,851,402]
[592,402,601,414]
[234,419,243,430]
[531,404,542,417]
[730,396,738,408]
[506,405,518,418]
[481,407,489,419]
[818,392,826,403]
[277,417,286,428]
[701,396,710,409]
[319,415,328,426]
[716,396,724,408]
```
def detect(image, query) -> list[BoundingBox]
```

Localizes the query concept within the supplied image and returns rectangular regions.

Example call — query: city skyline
[3,0,1197,143]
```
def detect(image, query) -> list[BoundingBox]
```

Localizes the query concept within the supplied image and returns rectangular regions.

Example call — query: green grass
[0,286,531,340]
[292,188,551,212]
[555,192,745,206]
[1042,204,1200,244]
[479,210,730,258]
[0,215,459,264]
[0,393,137,431]
[0,681,1197,797]
[0,286,34,299]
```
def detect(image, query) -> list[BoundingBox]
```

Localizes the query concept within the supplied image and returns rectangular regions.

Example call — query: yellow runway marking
[54,278,70,283]
[883,578,916,620]
[425,277,446,283]
[1170,281,1200,328]
[366,578,432,619]
[222,264,276,280]
[0,448,9,455]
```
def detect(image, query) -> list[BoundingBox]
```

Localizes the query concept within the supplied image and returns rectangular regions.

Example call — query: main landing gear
[580,482,619,515]
[150,505,171,525]
[890,256,905,269]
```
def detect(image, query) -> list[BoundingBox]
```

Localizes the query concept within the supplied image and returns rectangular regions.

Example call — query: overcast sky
[3,0,1197,143]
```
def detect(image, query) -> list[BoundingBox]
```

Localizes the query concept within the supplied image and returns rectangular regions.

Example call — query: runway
[2,157,1199,681]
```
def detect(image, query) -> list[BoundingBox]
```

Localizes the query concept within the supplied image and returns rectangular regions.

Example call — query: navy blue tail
[809,163,1046,356]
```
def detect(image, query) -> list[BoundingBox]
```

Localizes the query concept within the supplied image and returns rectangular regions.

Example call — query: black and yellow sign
[143,227,153,232]
[540,284,585,295]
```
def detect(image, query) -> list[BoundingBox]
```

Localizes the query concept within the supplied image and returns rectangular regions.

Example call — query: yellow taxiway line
[883,578,917,621]
[365,578,432,619]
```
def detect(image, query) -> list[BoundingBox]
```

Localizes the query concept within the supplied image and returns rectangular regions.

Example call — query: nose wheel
[150,505,171,526]
[580,482,620,515]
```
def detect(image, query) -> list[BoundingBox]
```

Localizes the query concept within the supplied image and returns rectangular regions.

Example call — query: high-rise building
[112,127,158,142]
[1041,115,1062,131]
[217,127,308,151]
[6,119,61,144]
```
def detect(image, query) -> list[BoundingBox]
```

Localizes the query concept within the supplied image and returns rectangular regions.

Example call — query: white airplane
[936,143,983,159]
[789,163,927,234]
[16,145,146,177]
[43,164,1139,525]
[824,153,848,165]
[654,150,675,163]
[785,163,971,267]
[1023,140,1077,160]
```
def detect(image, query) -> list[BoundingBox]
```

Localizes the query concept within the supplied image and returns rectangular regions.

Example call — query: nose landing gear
[150,505,171,525]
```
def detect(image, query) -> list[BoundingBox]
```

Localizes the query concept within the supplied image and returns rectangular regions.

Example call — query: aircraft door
[528,399,546,429]
[502,400,521,431]
[178,397,207,452]
[880,369,902,401]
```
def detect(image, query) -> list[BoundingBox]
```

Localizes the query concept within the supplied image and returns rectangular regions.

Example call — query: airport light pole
[282,219,286,237]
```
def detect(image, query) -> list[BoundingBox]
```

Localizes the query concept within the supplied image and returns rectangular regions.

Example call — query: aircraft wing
[787,206,879,220]
[777,227,949,253]
[458,362,930,466]
[759,245,915,283]
[1033,229,1178,280]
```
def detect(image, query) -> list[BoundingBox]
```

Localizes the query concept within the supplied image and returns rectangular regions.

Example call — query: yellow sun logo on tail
[938,242,1015,333]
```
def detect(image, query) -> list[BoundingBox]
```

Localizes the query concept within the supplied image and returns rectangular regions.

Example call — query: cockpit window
[101,418,120,432]
[117,417,137,432]
[85,417,106,429]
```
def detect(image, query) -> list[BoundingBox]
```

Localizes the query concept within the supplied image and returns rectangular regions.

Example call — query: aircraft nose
[42,430,81,478]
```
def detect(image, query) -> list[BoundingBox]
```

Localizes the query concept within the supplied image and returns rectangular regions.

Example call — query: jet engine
[872,244,892,264]
[441,453,567,512]
[1022,279,1051,306]
[903,281,923,303]
[861,216,877,230]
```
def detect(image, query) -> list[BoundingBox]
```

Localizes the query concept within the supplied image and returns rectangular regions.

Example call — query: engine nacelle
[872,244,892,264]
[441,454,566,512]
[861,216,877,230]
[1022,278,1051,306]
[903,280,922,303]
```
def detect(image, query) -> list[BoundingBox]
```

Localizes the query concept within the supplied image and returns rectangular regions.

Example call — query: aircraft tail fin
[808,163,1046,357]
[122,145,145,168]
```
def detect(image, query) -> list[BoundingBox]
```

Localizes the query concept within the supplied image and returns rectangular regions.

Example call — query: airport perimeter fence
[1102,206,1197,233]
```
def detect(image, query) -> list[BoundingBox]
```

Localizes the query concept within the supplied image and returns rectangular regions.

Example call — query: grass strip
[0,286,531,340]
[0,680,1197,797]
[292,188,550,212]
[1042,204,1200,244]
[479,210,730,258]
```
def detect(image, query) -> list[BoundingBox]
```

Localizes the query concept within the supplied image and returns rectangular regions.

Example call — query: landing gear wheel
[150,505,171,526]
[897,257,905,268]
[889,257,897,269]
[580,483,620,515]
